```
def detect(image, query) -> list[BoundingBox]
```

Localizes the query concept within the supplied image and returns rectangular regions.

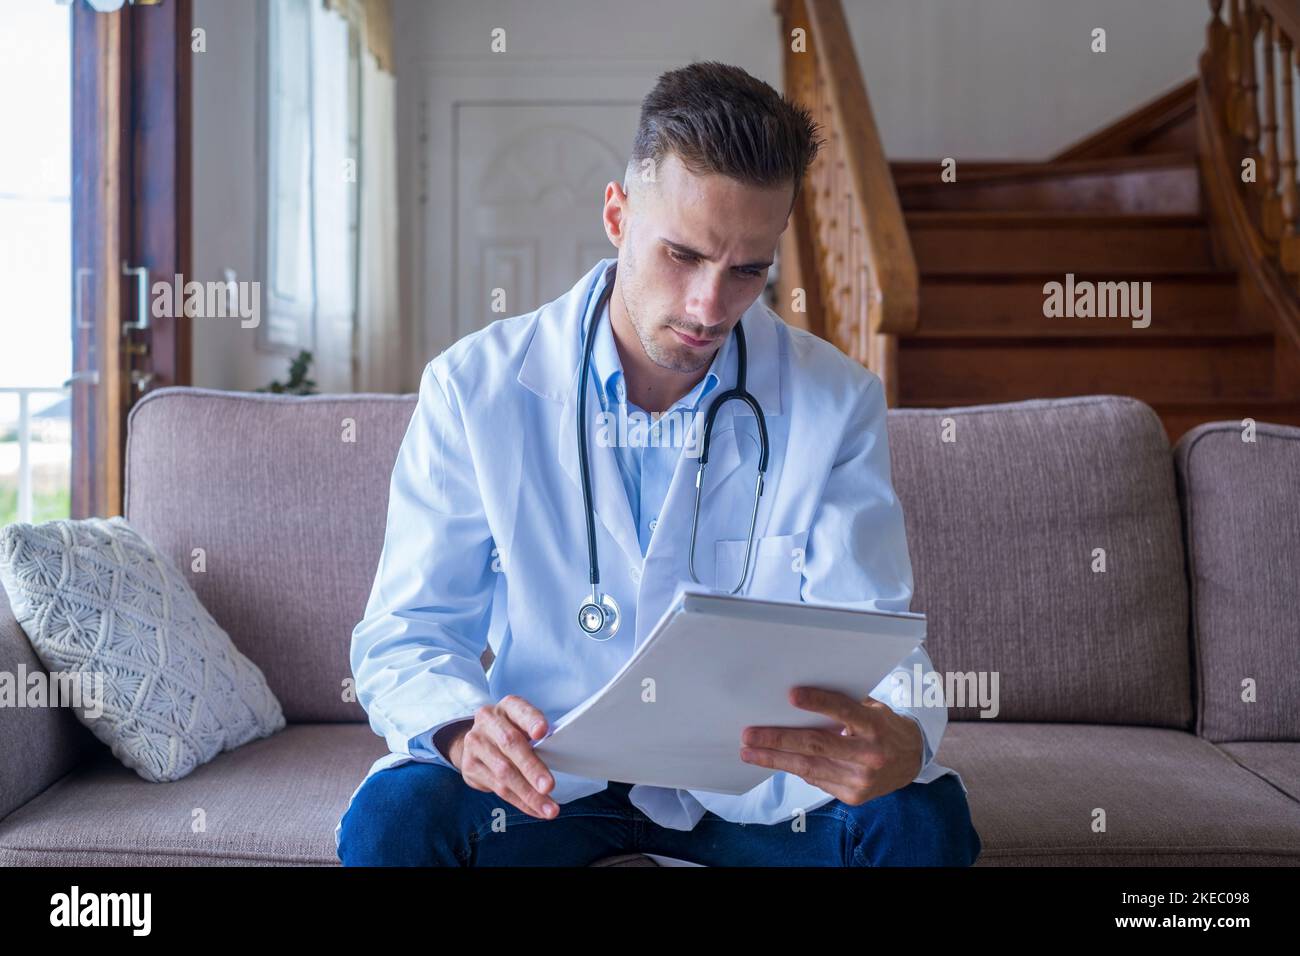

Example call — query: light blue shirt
[589,299,724,556]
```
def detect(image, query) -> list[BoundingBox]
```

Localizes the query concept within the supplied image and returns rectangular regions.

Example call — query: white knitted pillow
[0,515,284,782]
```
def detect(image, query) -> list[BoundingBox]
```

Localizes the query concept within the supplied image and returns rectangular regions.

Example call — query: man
[337,61,981,866]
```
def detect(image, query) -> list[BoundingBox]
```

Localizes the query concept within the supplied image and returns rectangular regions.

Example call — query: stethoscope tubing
[575,265,769,638]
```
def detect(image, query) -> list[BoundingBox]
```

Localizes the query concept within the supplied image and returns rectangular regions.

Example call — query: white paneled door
[391,1,785,388]
[454,104,637,343]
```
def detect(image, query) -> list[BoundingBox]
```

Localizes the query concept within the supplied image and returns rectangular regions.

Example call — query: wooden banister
[1200,0,1300,358]
[774,0,918,405]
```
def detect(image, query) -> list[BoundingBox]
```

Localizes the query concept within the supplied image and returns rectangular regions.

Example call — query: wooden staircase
[775,0,1300,443]
[894,141,1300,440]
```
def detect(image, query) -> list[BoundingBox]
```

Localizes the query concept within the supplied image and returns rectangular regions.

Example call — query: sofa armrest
[0,587,95,822]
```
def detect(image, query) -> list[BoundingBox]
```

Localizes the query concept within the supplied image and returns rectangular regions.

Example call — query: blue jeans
[338,762,982,867]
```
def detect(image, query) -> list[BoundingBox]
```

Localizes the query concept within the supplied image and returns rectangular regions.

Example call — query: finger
[789,686,887,736]
[460,754,493,793]
[498,695,549,740]
[476,742,558,819]
[742,725,875,759]
[740,744,876,792]
[496,777,560,821]
[468,756,550,821]
[740,745,871,790]
[482,710,556,794]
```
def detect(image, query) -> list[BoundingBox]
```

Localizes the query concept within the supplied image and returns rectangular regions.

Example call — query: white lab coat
[337,258,961,850]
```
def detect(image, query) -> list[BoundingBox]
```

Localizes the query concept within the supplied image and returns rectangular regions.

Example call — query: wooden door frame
[131,0,192,395]
[70,0,191,519]
[71,4,127,519]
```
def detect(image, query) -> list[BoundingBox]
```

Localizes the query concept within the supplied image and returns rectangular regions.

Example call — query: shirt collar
[589,297,729,414]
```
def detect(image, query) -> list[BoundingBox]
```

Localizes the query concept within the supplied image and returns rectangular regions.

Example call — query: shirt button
[648,517,658,532]
[629,565,642,583]
[616,383,626,401]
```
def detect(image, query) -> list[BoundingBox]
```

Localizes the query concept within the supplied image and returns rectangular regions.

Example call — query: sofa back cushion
[887,396,1192,726]
[127,389,1195,729]
[125,387,416,722]
[1174,421,1300,741]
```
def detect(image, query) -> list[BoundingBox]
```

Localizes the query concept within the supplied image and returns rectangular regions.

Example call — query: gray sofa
[1,388,1297,866]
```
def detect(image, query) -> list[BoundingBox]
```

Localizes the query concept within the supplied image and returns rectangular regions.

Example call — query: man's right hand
[434,695,559,820]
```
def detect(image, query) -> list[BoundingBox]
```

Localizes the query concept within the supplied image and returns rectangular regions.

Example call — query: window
[259,0,363,369]
[261,0,316,352]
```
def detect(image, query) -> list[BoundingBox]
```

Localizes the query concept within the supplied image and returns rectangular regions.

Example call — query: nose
[685,270,729,332]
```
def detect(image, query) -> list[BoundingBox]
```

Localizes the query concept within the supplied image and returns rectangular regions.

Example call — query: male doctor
[338,61,981,867]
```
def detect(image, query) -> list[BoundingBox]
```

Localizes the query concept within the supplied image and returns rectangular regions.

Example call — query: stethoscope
[576,264,770,641]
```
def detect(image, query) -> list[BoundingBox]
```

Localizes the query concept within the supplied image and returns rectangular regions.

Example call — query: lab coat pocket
[713,529,808,602]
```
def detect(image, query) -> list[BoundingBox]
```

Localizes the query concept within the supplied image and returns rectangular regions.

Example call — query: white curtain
[308,1,354,393]
[295,0,401,394]
[356,49,403,393]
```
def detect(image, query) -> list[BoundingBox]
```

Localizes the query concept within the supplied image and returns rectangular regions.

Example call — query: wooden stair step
[897,335,1276,405]
[908,212,1215,274]
[907,210,1208,224]
[891,160,1039,184]
[916,272,1255,333]
[897,152,1200,215]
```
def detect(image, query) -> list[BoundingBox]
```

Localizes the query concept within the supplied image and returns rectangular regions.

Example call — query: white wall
[390,0,783,387]
[843,0,1206,159]
[192,0,1212,390]
[190,0,280,392]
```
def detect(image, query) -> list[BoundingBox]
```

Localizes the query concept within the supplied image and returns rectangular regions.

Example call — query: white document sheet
[534,588,926,795]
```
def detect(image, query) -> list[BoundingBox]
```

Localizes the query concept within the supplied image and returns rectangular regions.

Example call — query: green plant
[0,483,71,526]
[258,349,317,395]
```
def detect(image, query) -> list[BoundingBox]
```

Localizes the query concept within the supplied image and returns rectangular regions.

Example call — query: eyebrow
[660,238,773,272]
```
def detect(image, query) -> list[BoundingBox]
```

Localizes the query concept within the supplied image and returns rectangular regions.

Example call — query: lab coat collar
[518,257,783,415]
[518,257,784,574]
[590,292,725,418]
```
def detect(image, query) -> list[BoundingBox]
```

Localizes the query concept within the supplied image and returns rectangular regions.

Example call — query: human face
[605,153,792,375]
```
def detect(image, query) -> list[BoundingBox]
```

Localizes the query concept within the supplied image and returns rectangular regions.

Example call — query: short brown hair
[627,61,824,209]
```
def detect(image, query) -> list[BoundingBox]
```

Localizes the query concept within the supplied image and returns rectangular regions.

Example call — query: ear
[603,181,630,248]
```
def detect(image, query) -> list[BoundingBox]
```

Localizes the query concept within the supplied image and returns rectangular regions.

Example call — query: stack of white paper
[534,589,925,794]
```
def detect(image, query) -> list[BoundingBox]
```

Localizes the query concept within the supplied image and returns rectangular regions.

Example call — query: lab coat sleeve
[799,370,944,783]
[350,358,498,770]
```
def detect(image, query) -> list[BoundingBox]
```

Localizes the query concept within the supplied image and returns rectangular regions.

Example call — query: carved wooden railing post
[1278,29,1300,270]
[1201,0,1300,350]
[1205,0,1227,81]
[1261,10,1279,187]
[774,0,918,404]
[1228,0,1243,130]
[1241,1,1262,147]
[1260,10,1281,237]
[1237,1,1258,147]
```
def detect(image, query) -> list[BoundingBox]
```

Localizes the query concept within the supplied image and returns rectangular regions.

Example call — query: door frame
[70,0,191,518]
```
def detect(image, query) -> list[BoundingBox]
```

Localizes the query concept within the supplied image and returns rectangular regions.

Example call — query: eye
[667,248,695,265]
[735,267,763,279]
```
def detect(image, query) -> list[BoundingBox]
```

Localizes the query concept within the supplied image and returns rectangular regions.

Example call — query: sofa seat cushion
[1218,742,1300,803]
[937,722,1300,865]
[0,723,387,865]
[0,722,658,867]
[23,718,1295,867]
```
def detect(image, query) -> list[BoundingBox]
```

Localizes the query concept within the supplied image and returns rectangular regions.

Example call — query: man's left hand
[739,687,923,806]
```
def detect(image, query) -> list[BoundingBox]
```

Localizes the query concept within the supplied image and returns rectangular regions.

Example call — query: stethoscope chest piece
[577,591,620,641]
